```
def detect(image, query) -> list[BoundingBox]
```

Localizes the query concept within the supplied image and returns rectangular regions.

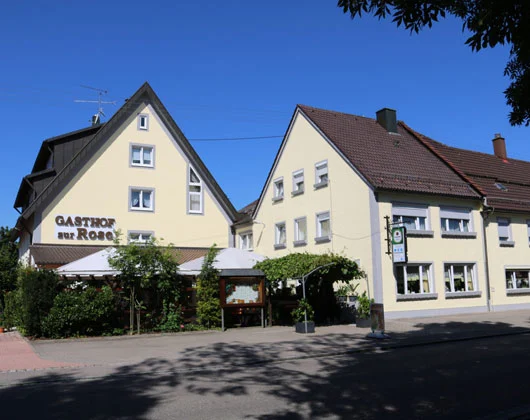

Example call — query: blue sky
[1,1,527,228]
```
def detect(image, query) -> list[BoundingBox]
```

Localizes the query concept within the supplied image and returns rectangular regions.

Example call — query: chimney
[492,133,507,160]
[376,108,397,133]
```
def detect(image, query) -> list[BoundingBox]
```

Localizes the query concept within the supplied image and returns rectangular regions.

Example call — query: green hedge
[19,268,59,337]
[3,289,22,331]
[42,286,116,338]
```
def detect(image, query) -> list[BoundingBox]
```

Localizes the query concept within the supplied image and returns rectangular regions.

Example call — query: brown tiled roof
[235,199,259,224]
[418,135,530,212]
[30,244,211,267]
[298,105,480,199]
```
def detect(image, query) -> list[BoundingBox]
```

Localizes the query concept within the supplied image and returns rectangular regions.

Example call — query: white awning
[56,247,117,277]
[179,248,266,276]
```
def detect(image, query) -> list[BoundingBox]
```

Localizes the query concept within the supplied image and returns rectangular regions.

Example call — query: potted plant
[0,312,5,334]
[355,292,374,328]
[292,298,315,333]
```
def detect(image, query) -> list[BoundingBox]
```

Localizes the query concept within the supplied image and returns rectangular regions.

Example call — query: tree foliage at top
[337,0,530,126]
[254,252,364,286]
[196,246,221,329]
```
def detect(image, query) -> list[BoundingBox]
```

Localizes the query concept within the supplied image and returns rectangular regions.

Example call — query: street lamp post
[300,262,335,334]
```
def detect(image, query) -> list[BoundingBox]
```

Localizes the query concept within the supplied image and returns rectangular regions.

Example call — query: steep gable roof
[416,134,530,213]
[298,105,480,199]
[14,82,239,235]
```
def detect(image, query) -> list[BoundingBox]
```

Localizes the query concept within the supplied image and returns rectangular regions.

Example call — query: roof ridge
[422,134,530,167]
[399,122,487,197]
[297,104,377,122]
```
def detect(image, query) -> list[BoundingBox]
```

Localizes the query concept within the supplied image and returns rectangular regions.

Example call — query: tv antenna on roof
[74,85,116,125]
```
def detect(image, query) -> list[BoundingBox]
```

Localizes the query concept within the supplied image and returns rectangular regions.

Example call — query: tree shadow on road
[0,358,180,420]
[0,319,529,419]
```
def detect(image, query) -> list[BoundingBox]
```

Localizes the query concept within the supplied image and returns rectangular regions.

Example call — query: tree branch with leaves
[337,0,530,126]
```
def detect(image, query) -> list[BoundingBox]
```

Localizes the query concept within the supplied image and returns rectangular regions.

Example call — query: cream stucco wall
[484,213,530,310]
[252,111,374,294]
[37,102,232,248]
[377,193,488,316]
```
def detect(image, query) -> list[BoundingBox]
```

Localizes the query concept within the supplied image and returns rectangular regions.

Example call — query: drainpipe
[481,197,494,312]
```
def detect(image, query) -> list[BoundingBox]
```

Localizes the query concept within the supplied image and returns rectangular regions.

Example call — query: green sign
[391,226,407,263]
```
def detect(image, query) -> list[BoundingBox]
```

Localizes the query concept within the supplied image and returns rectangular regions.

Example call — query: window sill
[445,291,482,299]
[131,164,154,169]
[397,293,438,301]
[293,240,307,247]
[500,240,515,247]
[441,231,477,239]
[272,196,284,203]
[407,230,434,237]
[315,236,331,244]
[274,243,286,250]
[313,181,328,190]
[507,288,530,296]
[291,189,304,197]
[130,208,154,212]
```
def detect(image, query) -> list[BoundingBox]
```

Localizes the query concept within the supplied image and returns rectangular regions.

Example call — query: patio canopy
[179,248,266,276]
[56,247,266,278]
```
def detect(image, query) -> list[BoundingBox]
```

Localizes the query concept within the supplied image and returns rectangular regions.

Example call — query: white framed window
[294,217,307,245]
[128,231,153,244]
[314,161,328,187]
[440,207,472,233]
[506,269,530,290]
[392,204,429,232]
[239,232,253,251]
[273,177,284,201]
[444,263,476,293]
[130,145,154,167]
[275,222,286,248]
[395,264,433,295]
[130,188,154,211]
[138,114,149,131]
[497,217,513,244]
[292,170,304,195]
[316,211,331,242]
[188,167,203,214]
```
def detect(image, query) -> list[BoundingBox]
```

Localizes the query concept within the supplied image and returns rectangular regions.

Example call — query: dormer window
[138,114,149,131]
[46,154,53,170]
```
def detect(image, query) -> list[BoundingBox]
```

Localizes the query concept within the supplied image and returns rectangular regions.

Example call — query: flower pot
[295,321,315,334]
[356,317,371,328]
[0,327,5,334]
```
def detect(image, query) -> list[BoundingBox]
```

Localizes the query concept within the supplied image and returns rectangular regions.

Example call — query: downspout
[481,197,493,312]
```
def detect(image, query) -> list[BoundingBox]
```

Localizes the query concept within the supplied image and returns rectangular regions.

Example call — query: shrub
[196,246,221,329]
[3,289,22,331]
[19,268,59,337]
[356,292,374,319]
[291,299,315,323]
[157,302,184,332]
[42,286,116,338]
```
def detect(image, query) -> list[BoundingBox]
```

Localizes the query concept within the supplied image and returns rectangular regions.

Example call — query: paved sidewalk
[0,331,78,372]
[1,309,529,377]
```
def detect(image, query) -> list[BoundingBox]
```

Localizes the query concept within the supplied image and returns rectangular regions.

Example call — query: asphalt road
[1,333,529,419]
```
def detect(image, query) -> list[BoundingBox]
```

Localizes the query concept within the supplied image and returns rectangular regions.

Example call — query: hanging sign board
[391,226,407,263]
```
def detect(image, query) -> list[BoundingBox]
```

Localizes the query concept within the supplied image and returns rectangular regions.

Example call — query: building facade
[13,83,240,267]
[236,105,530,318]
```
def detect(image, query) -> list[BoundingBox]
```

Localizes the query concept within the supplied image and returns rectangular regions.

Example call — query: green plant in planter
[291,298,314,323]
[356,292,374,320]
